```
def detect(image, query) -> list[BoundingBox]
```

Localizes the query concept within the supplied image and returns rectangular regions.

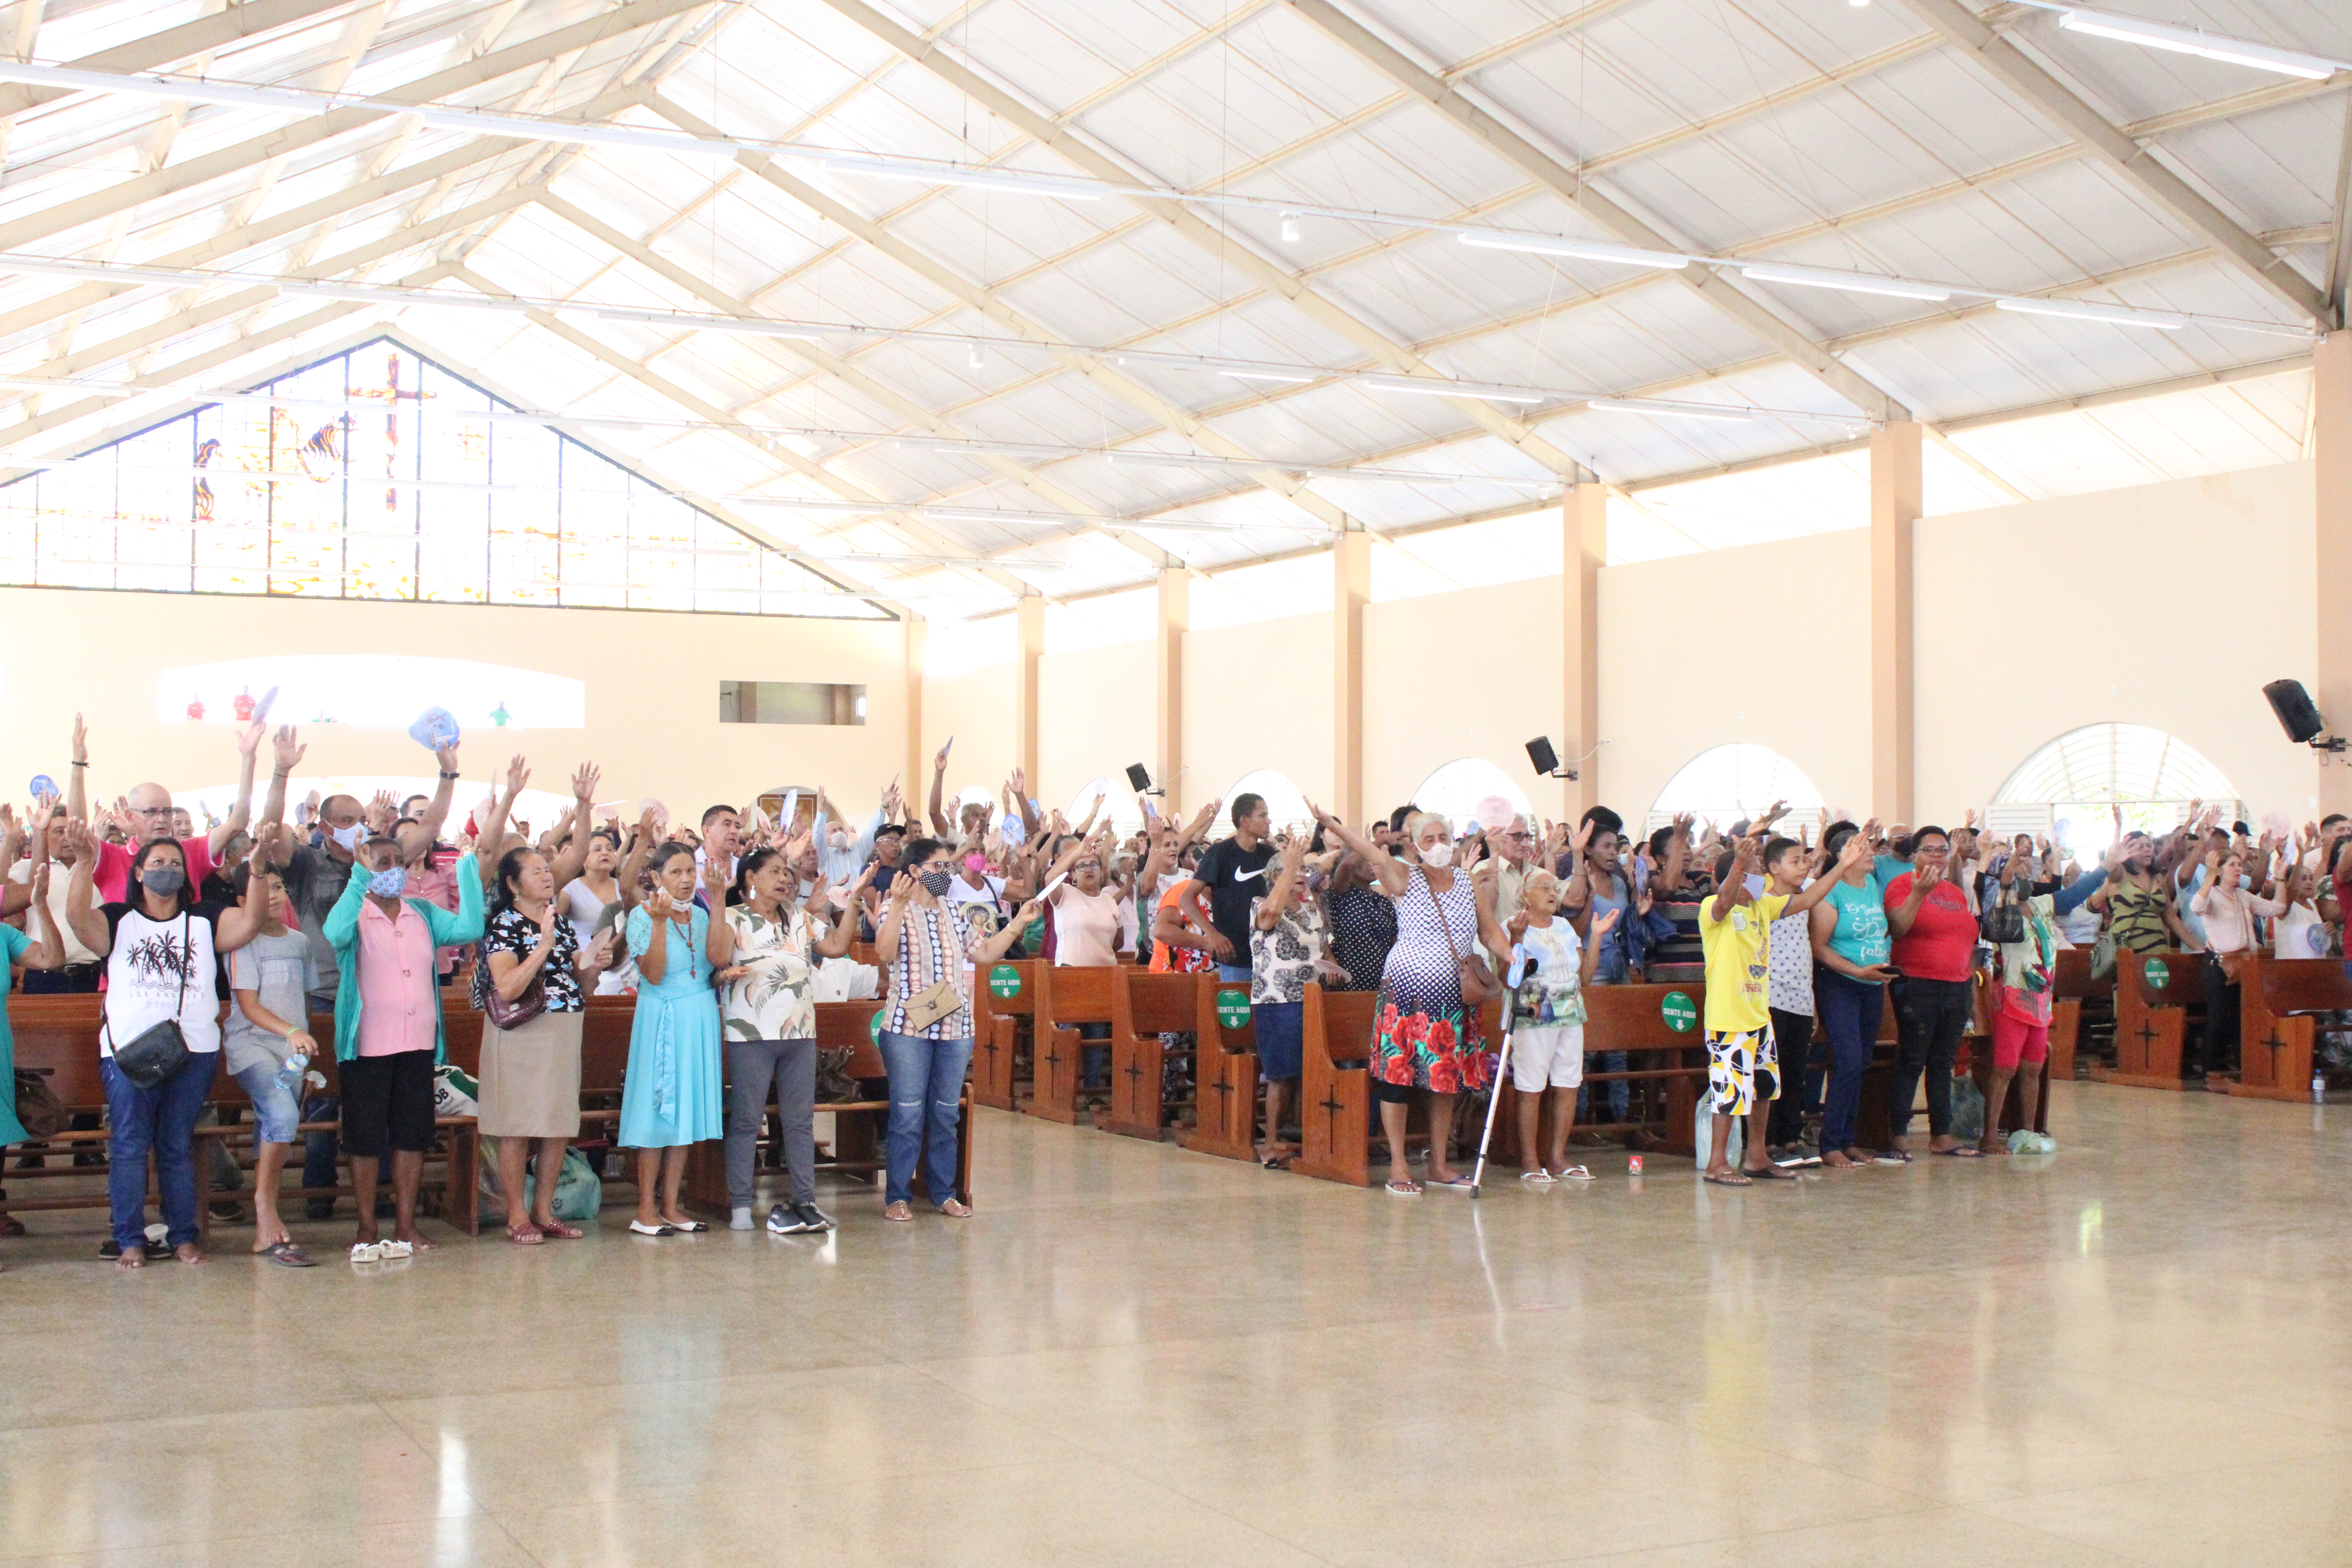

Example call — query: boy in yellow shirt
[1699,829,1866,1185]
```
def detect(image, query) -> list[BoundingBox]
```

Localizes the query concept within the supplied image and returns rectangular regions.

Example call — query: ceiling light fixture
[1456,232,1690,270]
[1356,374,1546,405]
[2054,7,2347,80]
[1586,398,1755,424]
[1740,263,1951,301]
[1279,214,1301,244]
[1218,368,1315,385]
[1993,296,2190,330]
[820,154,1103,200]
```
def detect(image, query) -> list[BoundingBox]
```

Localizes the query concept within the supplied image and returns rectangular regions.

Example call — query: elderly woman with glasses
[1309,804,1510,1195]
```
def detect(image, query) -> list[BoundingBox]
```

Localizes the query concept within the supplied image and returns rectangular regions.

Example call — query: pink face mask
[964,854,987,874]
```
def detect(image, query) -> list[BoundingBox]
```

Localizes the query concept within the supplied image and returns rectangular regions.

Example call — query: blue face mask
[368,866,409,898]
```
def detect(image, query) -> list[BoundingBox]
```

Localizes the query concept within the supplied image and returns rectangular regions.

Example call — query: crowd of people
[4,710,2348,1267]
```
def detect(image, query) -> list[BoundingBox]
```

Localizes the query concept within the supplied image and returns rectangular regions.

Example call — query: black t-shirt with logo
[1191,837,1275,964]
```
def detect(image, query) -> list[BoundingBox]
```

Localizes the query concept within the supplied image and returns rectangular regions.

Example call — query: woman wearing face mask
[1308,806,1510,1194]
[479,845,617,1244]
[874,838,1042,1220]
[708,847,867,1234]
[64,825,270,1267]
[561,826,637,994]
[619,843,723,1235]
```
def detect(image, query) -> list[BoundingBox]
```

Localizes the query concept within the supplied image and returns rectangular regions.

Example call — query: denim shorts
[231,1059,302,1144]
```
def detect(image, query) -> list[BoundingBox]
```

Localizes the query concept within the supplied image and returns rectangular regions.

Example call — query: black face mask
[918,868,954,897]
[140,863,187,898]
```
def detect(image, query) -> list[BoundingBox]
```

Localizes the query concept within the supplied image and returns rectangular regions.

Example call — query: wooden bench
[1026,962,1116,1127]
[2091,949,2204,1089]
[2217,955,2352,1101]
[2047,946,2110,1080]
[1098,969,1206,1141]
[1182,978,1260,1162]
[971,958,1033,1111]
[1574,985,1706,1159]
[1294,984,1379,1185]
[0,993,480,1239]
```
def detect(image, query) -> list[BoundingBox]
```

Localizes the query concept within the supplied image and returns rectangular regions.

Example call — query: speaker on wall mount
[1526,736,1575,780]
[2263,679,2344,751]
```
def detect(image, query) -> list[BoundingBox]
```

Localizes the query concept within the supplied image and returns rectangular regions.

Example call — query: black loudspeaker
[2264,679,2326,744]
[1526,737,1569,779]
[1125,763,1157,794]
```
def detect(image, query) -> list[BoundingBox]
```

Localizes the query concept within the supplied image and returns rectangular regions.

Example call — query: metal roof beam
[1892,0,2329,324]
[0,0,366,124]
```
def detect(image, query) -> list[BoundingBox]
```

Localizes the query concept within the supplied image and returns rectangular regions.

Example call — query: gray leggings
[725,1037,816,1209]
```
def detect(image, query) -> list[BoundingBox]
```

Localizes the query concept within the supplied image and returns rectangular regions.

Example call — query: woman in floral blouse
[705,847,865,1234]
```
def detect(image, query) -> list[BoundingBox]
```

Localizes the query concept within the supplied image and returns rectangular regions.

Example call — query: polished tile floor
[4,1082,2351,1567]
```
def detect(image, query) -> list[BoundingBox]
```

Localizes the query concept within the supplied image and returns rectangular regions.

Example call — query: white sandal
[348,1241,385,1263]
[1519,1168,1555,1183]
[1555,1165,1594,1181]
[378,1240,414,1260]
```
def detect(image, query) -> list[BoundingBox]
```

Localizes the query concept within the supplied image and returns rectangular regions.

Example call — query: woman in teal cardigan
[322,840,485,1065]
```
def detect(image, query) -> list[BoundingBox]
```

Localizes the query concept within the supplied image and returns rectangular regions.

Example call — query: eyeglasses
[131,806,173,819]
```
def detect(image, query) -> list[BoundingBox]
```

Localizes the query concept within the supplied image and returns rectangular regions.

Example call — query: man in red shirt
[1881,825,1984,1162]
[62,712,263,904]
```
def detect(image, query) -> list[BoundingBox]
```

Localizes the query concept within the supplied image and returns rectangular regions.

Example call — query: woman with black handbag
[64,821,269,1268]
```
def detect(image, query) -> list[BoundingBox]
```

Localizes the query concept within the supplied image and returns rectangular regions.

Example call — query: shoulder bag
[1427,873,1497,1008]
[107,912,194,1091]
[1979,887,2026,946]
[483,914,549,1029]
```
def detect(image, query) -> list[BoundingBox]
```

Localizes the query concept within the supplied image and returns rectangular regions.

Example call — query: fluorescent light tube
[820,154,1103,200]
[1457,232,1689,269]
[1741,263,1950,301]
[1994,296,2189,330]
[1218,369,1315,385]
[1587,398,1754,424]
[1356,374,1545,405]
[584,305,823,340]
[2057,9,2346,80]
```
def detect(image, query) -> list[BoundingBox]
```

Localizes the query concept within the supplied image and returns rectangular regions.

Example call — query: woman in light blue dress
[619,843,721,1236]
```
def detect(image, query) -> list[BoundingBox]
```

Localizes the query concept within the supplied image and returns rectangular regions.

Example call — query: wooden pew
[1577,985,1707,1158]
[1294,983,1379,1184]
[2091,948,2203,1089]
[971,958,1033,1111]
[2218,955,2352,1101]
[1026,962,1116,1127]
[0,993,480,1238]
[1099,969,1206,1141]
[1182,978,1260,1161]
[2047,946,2109,1080]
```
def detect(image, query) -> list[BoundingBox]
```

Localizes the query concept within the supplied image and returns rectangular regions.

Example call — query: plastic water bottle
[2314,1068,2327,1105]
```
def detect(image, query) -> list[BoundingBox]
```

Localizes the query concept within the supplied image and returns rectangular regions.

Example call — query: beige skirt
[478,1007,584,1138]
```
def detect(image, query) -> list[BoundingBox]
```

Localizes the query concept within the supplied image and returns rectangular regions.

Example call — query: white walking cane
[1468,944,1530,1198]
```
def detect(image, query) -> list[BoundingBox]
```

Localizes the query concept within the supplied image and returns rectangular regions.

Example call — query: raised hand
[1592,906,1622,937]
[504,755,530,797]
[365,791,396,834]
[537,897,560,941]
[274,726,307,774]
[571,762,600,804]
[71,711,87,767]
[235,718,265,759]
[933,742,951,775]
[432,740,458,777]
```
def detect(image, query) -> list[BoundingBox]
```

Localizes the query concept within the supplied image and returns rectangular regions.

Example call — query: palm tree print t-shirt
[99,901,230,1056]
[720,904,820,1042]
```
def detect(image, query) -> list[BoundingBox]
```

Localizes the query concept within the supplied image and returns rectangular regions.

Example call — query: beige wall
[1598,530,1875,821]
[1182,612,1333,810]
[1915,462,2319,818]
[917,661,1015,826]
[0,586,908,818]
[1365,576,1564,821]
[1039,640,1153,817]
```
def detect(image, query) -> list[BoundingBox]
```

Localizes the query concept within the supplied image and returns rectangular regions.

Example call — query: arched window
[1648,744,1824,835]
[1410,758,1532,831]
[1216,769,1310,834]
[1064,777,1143,836]
[1993,723,2237,863]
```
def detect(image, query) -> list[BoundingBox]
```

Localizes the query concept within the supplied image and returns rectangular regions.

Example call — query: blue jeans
[1815,970,1884,1153]
[103,1051,216,1251]
[880,1032,971,1207]
[1214,962,1252,984]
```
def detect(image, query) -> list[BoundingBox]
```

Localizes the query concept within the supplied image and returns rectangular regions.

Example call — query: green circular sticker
[868,1011,882,1043]
[1661,991,1698,1033]
[988,963,1022,999]
[1216,988,1252,1029]
[2144,958,2170,991]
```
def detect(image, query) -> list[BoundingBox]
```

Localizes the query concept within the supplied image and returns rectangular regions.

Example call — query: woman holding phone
[619,843,722,1236]
[874,837,1041,1221]
[1808,820,1896,1169]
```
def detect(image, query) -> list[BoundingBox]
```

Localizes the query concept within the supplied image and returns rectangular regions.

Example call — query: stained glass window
[0,338,884,619]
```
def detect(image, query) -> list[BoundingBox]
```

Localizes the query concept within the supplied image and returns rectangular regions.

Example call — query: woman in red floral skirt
[1309,806,1511,1195]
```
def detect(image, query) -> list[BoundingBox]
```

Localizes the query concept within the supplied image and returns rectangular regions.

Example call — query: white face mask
[1417,840,1453,868]
[330,821,365,851]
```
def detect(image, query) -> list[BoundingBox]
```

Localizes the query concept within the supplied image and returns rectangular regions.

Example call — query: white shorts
[1512,1024,1585,1090]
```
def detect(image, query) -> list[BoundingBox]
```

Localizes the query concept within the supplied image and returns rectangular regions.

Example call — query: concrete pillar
[902,615,927,802]
[1334,532,1371,828]
[1871,421,1922,825]
[1014,594,1044,793]
[1156,566,1187,816]
[2317,334,2352,816]
[1563,482,1605,820]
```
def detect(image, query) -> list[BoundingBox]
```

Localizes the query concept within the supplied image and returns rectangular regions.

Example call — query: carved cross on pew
[979,1031,1001,1071]
[1318,1086,1347,1144]
[1206,1074,1234,1112]
[2134,1020,2163,1052]
[1040,1036,1064,1078]
[2261,1031,2288,1054]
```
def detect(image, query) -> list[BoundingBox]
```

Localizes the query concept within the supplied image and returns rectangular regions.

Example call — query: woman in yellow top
[1697,829,1867,1186]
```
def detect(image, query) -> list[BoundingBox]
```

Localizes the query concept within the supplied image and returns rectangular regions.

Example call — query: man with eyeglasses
[63,712,263,906]
[1484,814,1538,925]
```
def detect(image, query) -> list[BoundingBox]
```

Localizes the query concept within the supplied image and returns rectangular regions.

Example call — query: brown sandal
[534,1218,584,1239]
[506,1222,544,1245]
